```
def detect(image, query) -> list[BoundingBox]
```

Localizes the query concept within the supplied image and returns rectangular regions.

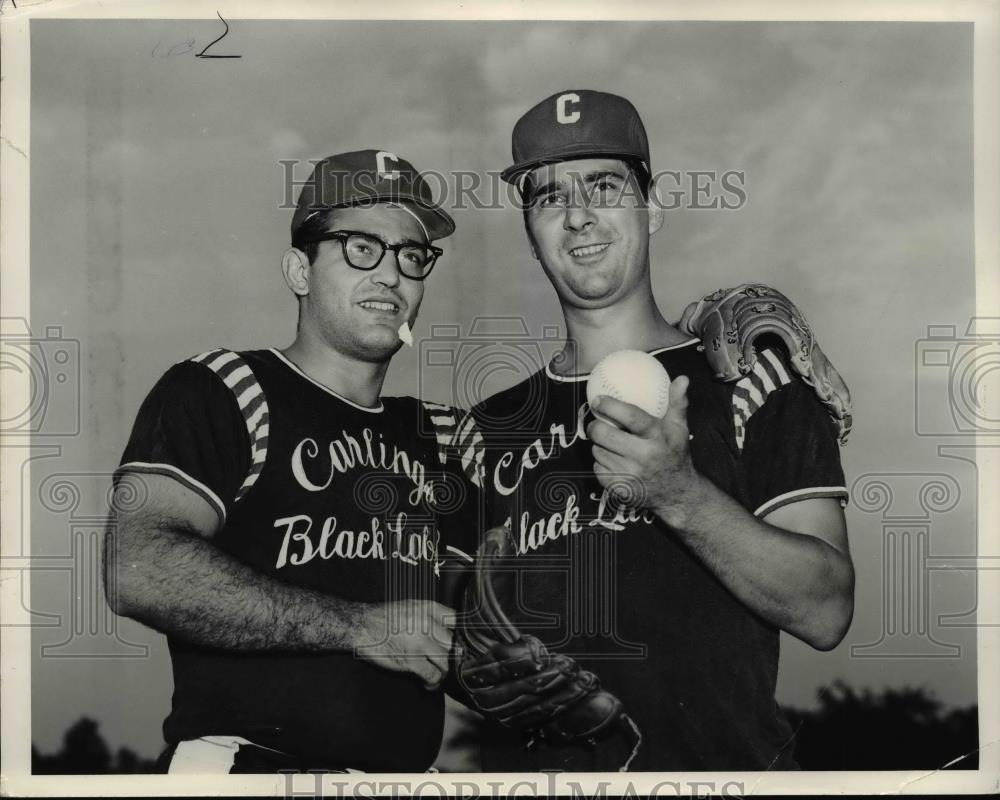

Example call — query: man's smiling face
[301,204,427,363]
[523,158,663,310]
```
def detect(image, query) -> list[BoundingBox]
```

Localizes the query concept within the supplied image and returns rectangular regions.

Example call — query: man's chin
[353,330,405,362]
[563,280,621,306]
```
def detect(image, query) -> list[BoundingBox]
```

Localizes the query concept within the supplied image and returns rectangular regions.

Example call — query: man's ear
[282,248,310,297]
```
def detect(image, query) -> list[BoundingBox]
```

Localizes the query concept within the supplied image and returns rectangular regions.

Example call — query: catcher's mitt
[456,525,641,770]
[678,284,853,443]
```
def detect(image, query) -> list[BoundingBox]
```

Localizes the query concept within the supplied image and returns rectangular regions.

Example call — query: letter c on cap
[376,151,401,181]
[556,93,581,124]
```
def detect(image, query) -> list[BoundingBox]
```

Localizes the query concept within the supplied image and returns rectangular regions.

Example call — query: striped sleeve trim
[188,349,270,503]
[116,462,227,526]
[754,486,849,518]
[422,400,457,463]
[422,401,485,489]
[732,348,793,452]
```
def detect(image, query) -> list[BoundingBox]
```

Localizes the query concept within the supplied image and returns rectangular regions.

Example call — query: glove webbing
[462,528,519,656]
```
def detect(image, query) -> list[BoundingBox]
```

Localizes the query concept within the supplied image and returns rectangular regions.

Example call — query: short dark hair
[291,208,336,264]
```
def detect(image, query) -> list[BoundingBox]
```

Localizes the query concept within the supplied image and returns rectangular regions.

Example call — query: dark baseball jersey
[115,348,482,771]
[471,340,848,771]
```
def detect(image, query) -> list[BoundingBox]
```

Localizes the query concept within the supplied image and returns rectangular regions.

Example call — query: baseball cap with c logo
[291,149,455,242]
[500,90,651,186]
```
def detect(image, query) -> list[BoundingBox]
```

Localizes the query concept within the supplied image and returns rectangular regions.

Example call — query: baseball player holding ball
[105,150,482,773]
[455,91,855,771]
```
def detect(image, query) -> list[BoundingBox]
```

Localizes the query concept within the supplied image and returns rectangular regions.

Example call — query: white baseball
[587,350,671,420]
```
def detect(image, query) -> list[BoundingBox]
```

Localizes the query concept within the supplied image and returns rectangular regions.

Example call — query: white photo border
[2,0,997,796]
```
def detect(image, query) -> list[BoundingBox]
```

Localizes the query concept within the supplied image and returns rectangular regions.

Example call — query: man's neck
[555,289,691,375]
[280,338,389,408]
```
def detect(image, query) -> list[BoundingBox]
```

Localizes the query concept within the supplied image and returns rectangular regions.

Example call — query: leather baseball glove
[679,283,853,443]
[455,525,641,769]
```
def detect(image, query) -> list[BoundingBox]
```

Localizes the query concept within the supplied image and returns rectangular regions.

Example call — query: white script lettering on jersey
[273,512,443,572]
[490,401,657,556]
[291,430,436,506]
[510,489,656,555]
[493,404,590,496]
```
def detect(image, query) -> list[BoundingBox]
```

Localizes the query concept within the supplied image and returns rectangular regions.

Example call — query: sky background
[24,19,980,761]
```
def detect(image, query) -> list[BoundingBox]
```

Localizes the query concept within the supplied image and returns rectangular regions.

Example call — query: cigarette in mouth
[398,321,413,347]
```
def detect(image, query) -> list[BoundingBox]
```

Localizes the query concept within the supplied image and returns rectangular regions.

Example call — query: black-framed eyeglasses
[299,230,443,280]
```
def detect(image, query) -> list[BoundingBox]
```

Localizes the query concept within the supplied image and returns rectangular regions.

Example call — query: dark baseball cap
[291,149,455,242]
[501,90,650,185]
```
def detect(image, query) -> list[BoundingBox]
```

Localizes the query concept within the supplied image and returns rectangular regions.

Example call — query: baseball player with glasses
[455,91,854,771]
[104,149,481,774]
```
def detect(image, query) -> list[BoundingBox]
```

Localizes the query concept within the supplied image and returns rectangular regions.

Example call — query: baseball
[587,350,671,420]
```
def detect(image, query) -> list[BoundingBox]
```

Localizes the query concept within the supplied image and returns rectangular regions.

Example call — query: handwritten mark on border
[196,12,242,59]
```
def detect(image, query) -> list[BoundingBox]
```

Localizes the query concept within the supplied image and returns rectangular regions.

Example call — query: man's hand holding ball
[585,350,700,525]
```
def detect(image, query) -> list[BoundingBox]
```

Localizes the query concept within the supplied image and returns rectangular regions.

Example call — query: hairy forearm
[104,517,367,651]
[656,474,854,650]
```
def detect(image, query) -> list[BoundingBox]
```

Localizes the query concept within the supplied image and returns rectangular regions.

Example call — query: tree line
[33,683,978,773]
